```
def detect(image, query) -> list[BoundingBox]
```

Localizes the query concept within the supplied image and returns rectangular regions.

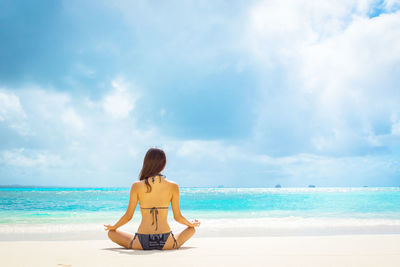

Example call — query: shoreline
[2,216,400,241]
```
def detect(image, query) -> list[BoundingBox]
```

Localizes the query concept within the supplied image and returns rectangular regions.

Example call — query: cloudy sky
[1,0,399,187]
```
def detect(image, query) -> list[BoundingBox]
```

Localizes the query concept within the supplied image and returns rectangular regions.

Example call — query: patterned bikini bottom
[129,231,178,250]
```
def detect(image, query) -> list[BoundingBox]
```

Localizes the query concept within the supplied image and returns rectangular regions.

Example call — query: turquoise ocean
[1,187,400,240]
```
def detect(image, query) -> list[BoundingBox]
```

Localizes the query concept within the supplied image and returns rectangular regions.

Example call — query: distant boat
[308,185,316,188]
[217,185,224,188]
[275,184,281,188]
[363,185,368,187]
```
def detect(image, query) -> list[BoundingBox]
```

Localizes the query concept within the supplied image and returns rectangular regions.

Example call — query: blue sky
[0,0,400,187]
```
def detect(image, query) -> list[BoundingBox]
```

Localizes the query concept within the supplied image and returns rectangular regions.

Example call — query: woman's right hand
[104,224,117,231]
[189,219,200,227]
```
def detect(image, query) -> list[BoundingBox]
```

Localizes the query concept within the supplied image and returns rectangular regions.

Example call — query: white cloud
[175,140,239,162]
[299,11,400,149]
[103,79,136,119]
[245,1,400,156]
[391,120,400,135]
[0,90,30,135]
[21,88,71,119]
[61,108,85,132]
[1,148,62,168]
[0,84,153,185]
[246,0,378,67]
[0,90,26,121]
[170,138,399,186]
[15,88,86,138]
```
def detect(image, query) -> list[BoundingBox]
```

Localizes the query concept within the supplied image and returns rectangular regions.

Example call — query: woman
[104,148,200,250]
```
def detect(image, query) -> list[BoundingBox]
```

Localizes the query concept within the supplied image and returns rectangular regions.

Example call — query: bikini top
[141,174,169,231]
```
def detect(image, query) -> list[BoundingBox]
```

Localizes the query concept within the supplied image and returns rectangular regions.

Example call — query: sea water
[1,187,400,239]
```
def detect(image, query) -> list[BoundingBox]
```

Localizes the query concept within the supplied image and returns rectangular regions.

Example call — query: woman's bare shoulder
[165,179,179,190]
[130,180,145,190]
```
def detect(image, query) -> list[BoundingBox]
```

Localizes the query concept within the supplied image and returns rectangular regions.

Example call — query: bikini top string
[150,174,166,183]
[142,206,169,230]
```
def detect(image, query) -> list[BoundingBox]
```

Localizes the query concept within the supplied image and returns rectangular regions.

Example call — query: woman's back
[136,175,174,234]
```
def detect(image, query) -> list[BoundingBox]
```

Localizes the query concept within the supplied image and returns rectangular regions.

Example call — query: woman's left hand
[190,219,200,227]
[104,224,117,231]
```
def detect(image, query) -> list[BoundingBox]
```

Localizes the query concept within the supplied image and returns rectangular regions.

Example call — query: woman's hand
[104,224,117,231]
[189,219,200,227]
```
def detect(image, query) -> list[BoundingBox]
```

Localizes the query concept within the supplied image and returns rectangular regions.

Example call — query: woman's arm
[171,183,199,227]
[104,183,138,231]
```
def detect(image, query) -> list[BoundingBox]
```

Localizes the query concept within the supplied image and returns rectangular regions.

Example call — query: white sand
[2,235,400,267]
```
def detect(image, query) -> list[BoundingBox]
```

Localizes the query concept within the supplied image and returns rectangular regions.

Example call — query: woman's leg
[163,226,196,250]
[107,230,142,250]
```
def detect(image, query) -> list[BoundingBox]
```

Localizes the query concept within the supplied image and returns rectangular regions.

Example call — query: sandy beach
[2,234,400,267]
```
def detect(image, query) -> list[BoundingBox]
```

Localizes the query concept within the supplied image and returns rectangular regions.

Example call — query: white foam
[2,217,400,240]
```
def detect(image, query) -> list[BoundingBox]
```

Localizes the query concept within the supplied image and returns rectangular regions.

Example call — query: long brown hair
[139,148,166,192]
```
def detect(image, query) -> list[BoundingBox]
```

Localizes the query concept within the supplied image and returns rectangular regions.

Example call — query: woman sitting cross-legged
[104,148,200,250]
